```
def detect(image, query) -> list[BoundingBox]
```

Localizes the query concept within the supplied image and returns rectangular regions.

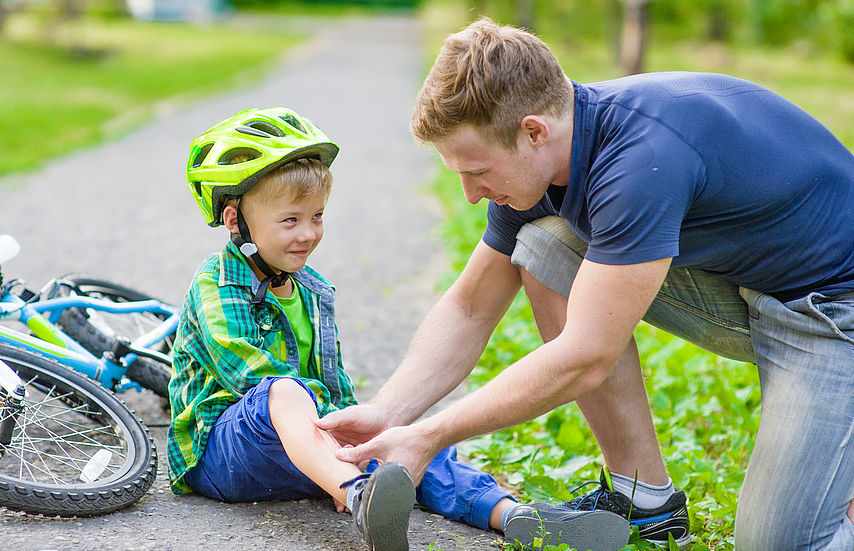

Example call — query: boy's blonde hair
[411,18,572,151]
[237,157,333,208]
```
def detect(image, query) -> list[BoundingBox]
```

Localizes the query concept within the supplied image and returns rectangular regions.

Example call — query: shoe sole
[362,463,416,551]
[505,509,630,551]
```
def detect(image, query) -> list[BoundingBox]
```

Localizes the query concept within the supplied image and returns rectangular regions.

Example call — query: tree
[619,0,650,74]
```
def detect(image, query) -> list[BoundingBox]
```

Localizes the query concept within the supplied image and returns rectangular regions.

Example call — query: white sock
[346,482,360,512]
[609,472,674,510]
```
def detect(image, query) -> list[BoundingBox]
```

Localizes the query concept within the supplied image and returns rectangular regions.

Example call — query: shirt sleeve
[584,123,705,265]
[483,198,556,256]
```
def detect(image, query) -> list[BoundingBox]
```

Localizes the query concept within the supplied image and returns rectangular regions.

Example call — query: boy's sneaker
[531,470,691,549]
[343,462,416,551]
[504,505,629,551]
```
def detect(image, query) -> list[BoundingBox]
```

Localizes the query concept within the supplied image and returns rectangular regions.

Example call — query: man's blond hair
[411,18,572,150]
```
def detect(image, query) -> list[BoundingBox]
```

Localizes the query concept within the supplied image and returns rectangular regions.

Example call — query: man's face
[242,191,326,274]
[433,125,552,211]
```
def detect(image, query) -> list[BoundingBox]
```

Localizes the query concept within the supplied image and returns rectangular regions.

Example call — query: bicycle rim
[0,343,157,516]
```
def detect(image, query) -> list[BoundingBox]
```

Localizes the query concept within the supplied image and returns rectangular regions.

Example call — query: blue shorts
[184,376,512,530]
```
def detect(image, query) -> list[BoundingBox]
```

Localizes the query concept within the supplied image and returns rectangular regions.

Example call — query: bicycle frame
[0,286,179,391]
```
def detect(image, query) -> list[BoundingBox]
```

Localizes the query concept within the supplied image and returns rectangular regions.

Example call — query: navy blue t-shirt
[483,72,854,302]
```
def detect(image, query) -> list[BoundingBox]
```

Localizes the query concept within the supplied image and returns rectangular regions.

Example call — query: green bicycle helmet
[187,106,339,226]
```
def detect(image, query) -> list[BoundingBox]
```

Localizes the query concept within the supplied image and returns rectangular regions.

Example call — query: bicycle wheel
[0,343,157,516]
[53,274,174,397]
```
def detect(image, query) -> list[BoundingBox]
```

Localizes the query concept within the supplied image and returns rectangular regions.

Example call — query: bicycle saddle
[0,235,21,264]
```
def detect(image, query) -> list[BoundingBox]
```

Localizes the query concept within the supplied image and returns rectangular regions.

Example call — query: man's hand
[315,404,390,447]
[334,422,440,485]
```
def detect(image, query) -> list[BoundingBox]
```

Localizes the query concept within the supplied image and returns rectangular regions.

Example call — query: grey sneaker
[343,462,416,551]
[504,504,630,551]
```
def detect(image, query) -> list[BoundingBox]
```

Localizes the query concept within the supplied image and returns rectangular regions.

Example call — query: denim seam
[655,291,750,333]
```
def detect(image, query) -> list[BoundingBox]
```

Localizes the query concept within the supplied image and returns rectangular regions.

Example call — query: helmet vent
[192,143,214,168]
[279,114,306,134]
[218,147,262,165]
[243,120,285,137]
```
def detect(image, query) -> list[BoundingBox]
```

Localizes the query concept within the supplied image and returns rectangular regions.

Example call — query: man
[317,18,854,550]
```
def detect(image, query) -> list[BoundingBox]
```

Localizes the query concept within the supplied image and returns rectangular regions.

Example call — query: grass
[417,1,854,549]
[0,12,305,176]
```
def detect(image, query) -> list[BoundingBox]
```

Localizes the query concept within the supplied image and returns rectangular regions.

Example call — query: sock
[346,482,360,512]
[500,503,521,531]
[609,472,674,510]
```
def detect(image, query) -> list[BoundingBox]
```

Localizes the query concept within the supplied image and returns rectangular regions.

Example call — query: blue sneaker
[561,470,691,549]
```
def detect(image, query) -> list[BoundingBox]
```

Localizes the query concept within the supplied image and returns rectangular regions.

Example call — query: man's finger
[336,443,371,464]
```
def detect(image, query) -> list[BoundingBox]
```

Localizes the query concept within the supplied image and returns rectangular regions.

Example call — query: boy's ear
[520,115,549,149]
[222,204,238,233]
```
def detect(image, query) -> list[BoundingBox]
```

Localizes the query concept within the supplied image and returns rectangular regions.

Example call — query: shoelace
[564,480,610,510]
[339,472,370,490]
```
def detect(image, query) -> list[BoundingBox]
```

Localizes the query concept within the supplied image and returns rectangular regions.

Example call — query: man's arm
[317,240,522,443]
[336,256,672,482]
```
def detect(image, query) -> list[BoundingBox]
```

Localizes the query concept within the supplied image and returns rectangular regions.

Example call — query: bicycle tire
[53,275,174,398]
[0,342,157,516]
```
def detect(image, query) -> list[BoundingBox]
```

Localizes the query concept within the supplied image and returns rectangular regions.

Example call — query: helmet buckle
[239,242,258,257]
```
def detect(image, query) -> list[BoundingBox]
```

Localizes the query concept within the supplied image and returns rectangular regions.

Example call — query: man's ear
[520,115,550,149]
[222,204,238,233]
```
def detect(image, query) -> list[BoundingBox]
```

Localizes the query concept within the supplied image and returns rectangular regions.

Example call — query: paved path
[0,15,502,550]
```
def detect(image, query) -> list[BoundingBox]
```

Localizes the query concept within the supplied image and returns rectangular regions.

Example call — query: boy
[167,107,628,551]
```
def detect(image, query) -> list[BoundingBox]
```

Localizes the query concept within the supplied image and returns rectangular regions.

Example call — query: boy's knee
[268,378,313,408]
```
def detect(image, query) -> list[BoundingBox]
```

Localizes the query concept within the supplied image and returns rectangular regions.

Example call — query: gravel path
[0,15,503,550]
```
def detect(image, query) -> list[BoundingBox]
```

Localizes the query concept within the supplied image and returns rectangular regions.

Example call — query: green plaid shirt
[167,241,357,494]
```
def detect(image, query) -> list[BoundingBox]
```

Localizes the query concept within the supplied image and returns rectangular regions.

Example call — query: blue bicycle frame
[0,289,179,392]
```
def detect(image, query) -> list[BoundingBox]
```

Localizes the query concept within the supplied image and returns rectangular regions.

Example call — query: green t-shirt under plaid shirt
[167,241,357,494]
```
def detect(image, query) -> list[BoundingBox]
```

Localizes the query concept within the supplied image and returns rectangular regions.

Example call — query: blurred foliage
[458,0,854,64]
[0,6,303,176]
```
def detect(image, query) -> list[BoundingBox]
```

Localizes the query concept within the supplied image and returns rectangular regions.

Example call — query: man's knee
[511,216,585,299]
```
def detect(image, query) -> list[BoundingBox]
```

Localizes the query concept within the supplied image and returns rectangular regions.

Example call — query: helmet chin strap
[230,202,290,305]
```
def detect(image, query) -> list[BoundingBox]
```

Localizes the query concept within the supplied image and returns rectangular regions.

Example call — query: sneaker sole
[505,509,629,551]
[362,463,416,551]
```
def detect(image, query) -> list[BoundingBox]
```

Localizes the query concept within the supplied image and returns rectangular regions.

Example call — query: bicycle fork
[0,360,26,455]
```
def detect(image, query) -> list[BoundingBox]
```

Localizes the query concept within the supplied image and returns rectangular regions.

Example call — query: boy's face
[240,191,326,274]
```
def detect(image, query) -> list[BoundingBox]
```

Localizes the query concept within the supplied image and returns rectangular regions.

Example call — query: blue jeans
[511,216,854,551]
[184,377,512,531]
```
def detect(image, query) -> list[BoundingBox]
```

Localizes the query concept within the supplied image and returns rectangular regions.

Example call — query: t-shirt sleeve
[584,125,705,265]
[482,199,555,256]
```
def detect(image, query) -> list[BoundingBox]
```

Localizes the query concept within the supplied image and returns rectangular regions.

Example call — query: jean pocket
[805,293,854,344]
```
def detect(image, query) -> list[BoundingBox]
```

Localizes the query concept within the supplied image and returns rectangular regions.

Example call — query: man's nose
[460,176,485,205]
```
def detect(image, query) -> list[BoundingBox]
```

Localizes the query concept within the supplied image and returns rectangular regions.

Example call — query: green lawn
[0,13,304,176]
[418,2,854,550]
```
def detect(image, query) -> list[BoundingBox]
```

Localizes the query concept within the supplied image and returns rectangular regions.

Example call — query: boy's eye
[282,217,297,224]
[313,212,324,220]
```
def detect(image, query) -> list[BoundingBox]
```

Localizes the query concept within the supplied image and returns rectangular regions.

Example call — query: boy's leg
[184,376,329,502]
[735,289,854,551]
[267,377,361,506]
[416,445,515,531]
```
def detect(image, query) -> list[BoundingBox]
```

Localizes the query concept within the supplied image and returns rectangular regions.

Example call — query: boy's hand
[315,404,389,446]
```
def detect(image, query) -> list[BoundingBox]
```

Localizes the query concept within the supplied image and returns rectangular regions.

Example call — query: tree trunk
[619,0,649,75]
[516,0,534,31]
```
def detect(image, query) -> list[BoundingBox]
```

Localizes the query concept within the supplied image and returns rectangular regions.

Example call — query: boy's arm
[317,240,522,443]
